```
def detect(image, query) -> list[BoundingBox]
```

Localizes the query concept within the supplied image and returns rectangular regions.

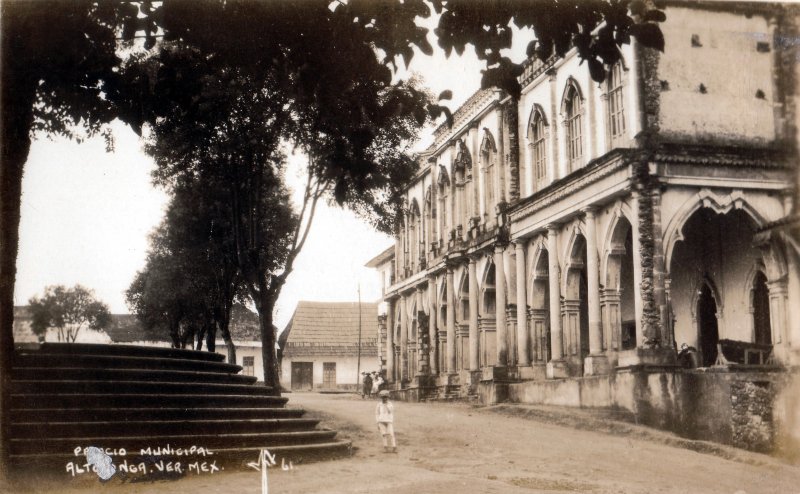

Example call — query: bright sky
[14,15,529,330]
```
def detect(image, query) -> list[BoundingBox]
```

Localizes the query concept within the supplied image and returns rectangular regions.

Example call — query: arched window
[607,62,626,147]
[528,107,548,189]
[454,140,472,227]
[458,274,470,322]
[437,166,450,243]
[565,84,584,171]
[482,263,496,317]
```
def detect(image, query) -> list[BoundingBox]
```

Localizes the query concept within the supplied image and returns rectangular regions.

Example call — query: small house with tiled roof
[280,301,379,391]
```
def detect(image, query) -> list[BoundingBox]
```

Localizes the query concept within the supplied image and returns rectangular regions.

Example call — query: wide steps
[12,367,258,385]
[10,430,339,455]
[12,418,321,439]
[14,352,242,373]
[9,343,351,468]
[9,407,306,423]
[11,392,288,409]
[11,379,272,395]
[28,342,226,362]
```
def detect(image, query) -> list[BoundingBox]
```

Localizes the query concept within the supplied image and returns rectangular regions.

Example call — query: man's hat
[378,390,390,397]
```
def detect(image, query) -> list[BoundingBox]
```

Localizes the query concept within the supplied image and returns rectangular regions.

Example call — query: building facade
[371,1,800,453]
[280,301,379,391]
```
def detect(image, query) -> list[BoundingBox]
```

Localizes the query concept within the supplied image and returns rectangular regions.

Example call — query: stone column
[468,257,480,371]
[494,244,508,367]
[767,279,789,347]
[400,295,408,382]
[446,265,457,374]
[428,275,439,375]
[630,190,644,346]
[416,285,427,375]
[515,241,530,367]
[651,186,670,346]
[496,107,506,203]
[583,207,609,375]
[547,70,560,183]
[470,123,481,220]
[386,299,395,382]
[547,224,567,378]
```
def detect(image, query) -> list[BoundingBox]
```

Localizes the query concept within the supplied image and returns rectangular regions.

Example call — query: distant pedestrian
[375,390,397,453]
[362,372,373,399]
[372,374,383,395]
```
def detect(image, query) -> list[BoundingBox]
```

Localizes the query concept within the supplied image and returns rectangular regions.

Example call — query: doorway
[322,362,336,389]
[291,362,313,390]
[697,284,719,367]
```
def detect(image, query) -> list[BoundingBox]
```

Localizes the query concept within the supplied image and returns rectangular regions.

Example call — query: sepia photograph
[1,1,799,492]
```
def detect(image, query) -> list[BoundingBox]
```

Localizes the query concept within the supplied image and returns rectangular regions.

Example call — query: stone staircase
[9,343,350,469]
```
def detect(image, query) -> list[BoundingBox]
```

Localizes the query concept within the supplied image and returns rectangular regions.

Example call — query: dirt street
[10,392,800,493]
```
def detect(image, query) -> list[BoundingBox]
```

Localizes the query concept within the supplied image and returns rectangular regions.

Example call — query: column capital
[494,243,507,254]
[581,205,598,217]
[546,223,561,234]
[513,238,528,250]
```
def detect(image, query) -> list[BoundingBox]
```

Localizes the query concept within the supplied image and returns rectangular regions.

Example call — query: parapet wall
[505,367,793,455]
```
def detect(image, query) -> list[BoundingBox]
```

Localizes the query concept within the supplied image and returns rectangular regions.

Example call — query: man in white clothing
[375,390,397,453]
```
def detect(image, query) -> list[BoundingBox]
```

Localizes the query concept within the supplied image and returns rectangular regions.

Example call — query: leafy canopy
[28,284,111,342]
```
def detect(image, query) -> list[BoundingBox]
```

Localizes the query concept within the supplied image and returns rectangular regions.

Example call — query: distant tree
[126,181,252,363]
[28,285,111,343]
[139,41,426,390]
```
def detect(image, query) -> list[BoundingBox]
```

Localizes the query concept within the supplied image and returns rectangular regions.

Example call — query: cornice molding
[509,151,630,224]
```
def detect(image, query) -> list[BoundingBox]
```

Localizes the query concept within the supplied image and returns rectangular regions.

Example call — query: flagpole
[356,283,362,390]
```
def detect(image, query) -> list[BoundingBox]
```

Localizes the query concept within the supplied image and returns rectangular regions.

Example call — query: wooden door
[291,362,313,390]
[322,362,336,389]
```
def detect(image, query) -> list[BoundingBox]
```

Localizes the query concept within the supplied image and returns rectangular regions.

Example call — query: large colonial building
[370,2,800,453]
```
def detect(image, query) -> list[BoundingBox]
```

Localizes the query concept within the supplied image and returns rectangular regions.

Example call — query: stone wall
[505,368,790,454]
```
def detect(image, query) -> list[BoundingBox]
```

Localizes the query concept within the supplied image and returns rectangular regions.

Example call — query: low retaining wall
[504,367,792,454]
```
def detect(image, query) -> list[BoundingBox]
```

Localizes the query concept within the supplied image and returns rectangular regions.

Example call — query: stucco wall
[507,369,786,452]
[657,7,776,144]
[281,355,379,390]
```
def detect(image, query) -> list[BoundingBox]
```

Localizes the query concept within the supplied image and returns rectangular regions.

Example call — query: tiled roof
[282,302,379,357]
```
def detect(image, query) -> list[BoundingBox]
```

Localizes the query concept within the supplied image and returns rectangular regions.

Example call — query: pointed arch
[606,60,628,146]
[690,275,723,319]
[480,258,497,318]
[454,139,472,172]
[663,189,768,270]
[560,77,585,114]
[527,104,549,188]
[528,240,550,309]
[480,129,497,153]
[437,165,450,189]
[600,203,635,282]
[457,270,470,322]
[562,225,587,298]
[561,77,585,171]
[410,198,421,217]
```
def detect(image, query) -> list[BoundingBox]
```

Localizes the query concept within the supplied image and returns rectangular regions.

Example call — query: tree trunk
[219,320,236,364]
[205,320,216,353]
[254,286,279,395]
[0,57,37,479]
